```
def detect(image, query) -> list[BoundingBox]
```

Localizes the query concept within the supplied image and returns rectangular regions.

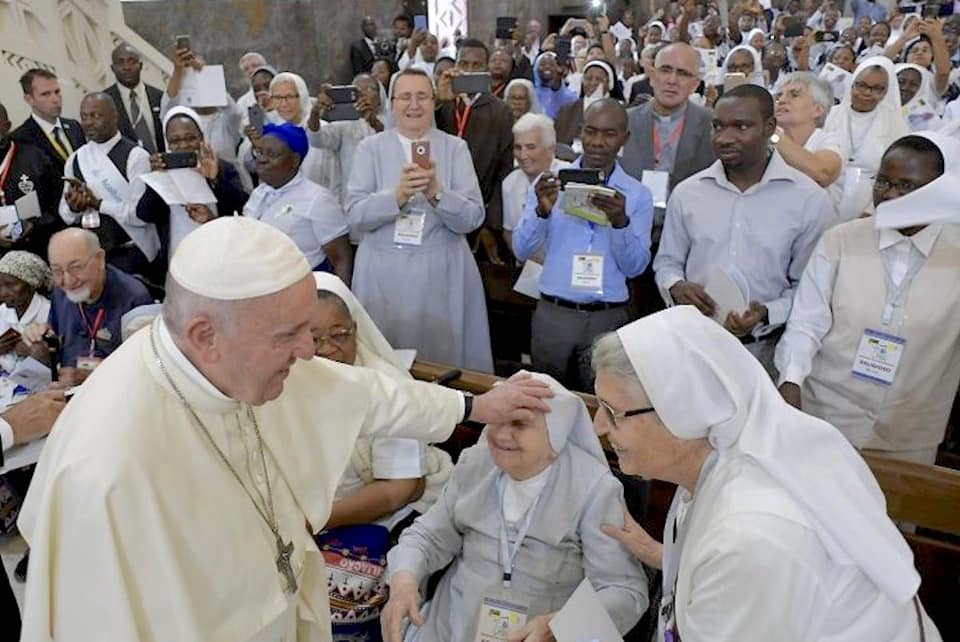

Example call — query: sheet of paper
[0,205,18,229]
[8,357,52,391]
[140,171,181,205]
[0,436,46,475]
[179,65,228,108]
[549,578,624,642]
[704,269,748,325]
[513,260,543,300]
[168,168,217,204]
[394,348,417,371]
[642,170,669,209]
[15,190,41,220]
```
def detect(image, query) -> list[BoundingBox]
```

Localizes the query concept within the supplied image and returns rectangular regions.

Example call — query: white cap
[169,217,310,300]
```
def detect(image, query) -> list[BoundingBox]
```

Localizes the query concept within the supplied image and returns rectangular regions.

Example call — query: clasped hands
[668,281,768,336]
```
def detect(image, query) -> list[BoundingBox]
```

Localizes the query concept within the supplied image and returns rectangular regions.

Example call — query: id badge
[474,587,529,642]
[76,356,103,372]
[642,170,670,209]
[571,253,604,291]
[394,210,426,246]
[851,328,905,386]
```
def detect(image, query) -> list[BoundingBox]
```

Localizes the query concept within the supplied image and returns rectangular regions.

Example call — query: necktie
[129,90,157,154]
[51,126,72,161]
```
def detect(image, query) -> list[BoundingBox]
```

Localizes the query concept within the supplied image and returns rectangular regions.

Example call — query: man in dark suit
[11,69,85,175]
[350,16,380,75]
[103,44,164,154]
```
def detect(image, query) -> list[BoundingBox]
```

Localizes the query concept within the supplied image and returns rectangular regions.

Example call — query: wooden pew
[412,359,960,639]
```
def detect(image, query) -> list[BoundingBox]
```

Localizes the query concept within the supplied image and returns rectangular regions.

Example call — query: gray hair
[49,228,101,255]
[777,71,834,126]
[162,275,242,338]
[239,52,266,70]
[512,112,557,149]
[591,331,639,381]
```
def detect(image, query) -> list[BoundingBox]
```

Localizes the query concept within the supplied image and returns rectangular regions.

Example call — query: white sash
[77,143,160,261]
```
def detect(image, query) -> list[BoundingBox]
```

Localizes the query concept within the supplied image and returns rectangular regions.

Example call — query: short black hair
[720,84,774,120]
[0,102,7,122]
[457,38,490,63]
[393,14,413,28]
[19,68,57,95]
[883,135,945,175]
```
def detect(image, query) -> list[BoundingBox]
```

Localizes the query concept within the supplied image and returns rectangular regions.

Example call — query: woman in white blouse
[0,251,52,404]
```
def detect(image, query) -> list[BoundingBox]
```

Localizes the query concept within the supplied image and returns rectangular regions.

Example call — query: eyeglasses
[313,324,356,350]
[252,146,286,160]
[597,398,656,428]
[655,65,698,80]
[873,176,923,195]
[393,92,434,104]
[270,94,300,103]
[51,254,96,279]
[852,80,887,97]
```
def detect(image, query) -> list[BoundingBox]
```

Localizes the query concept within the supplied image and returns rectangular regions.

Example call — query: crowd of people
[0,0,958,640]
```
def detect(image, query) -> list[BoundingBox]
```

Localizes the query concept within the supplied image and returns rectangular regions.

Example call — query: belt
[541,294,627,312]
[739,326,784,345]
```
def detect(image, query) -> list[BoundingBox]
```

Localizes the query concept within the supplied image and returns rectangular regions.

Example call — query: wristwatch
[461,392,474,423]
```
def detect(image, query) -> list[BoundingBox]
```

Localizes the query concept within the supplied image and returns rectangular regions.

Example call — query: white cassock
[16,217,466,642]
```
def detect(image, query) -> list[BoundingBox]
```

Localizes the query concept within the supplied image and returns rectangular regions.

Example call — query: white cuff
[0,417,14,453]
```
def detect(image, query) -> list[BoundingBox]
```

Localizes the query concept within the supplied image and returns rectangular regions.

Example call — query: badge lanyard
[0,142,16,207]
[454,98,474,139]
[653,117,685,168]
[79,306,105,357]
[497,474,544,589]
[878,245,924,327]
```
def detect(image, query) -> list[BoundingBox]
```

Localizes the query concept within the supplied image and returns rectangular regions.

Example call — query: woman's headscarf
[616,306,921,605]
[583,59,616,92]
[270,71,312,127]
[746,27,767,49]
[896,63,940,131]
[313,272,410,379]
[504,78,543,115]
[0,251,52,293]
[646,20,668,43]
[875,131,960,230]
[162,105,204,146]
[721,44,764,86]
[262,122,309,161]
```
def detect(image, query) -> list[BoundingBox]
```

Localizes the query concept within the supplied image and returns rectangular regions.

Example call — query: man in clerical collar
[11,69,85,174]
[104,44,165,154]
[0,102,63,258]
[58,93,160,280]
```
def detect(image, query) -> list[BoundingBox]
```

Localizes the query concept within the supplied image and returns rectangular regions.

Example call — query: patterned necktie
[129,89,156,154]
[51,126,71,160]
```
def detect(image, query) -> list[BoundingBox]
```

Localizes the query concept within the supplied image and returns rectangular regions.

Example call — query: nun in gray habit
[383,371,649,642]
[345,69,494,372]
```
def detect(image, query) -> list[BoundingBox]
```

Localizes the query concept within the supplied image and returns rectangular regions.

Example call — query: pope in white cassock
[15,216,552,641]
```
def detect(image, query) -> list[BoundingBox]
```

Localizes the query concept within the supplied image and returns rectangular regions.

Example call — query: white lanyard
[879,242,925,326]
[497,473,544,589]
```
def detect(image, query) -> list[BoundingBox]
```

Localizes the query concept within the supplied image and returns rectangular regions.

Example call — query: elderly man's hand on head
[3,389,67,446]
[468,371,553,425]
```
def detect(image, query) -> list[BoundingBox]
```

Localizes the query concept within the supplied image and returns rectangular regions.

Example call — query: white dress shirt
[31,113,76,156]
[117,82,156,143]
[501,158,569,232]
[243,170,348,268]
[775,224,943,386]
[654,151,831,327]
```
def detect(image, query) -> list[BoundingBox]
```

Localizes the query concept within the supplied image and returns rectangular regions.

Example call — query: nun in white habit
[592,306,941,642]
[345,69,493,373]
[382,371,648,642]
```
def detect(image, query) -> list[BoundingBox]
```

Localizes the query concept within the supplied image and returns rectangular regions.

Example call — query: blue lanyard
[496,473,544,589]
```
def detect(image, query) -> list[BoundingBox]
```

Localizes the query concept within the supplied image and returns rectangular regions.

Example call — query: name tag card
[852,328,905,386]
[394,211,426,246]
[475,591,529,642]
[642,170,670,209]
[571,253,604,291]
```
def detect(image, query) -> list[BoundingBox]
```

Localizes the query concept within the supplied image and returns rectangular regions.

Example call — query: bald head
[111,44,143,88]
[581,99,630,171]
[80,92,118,142]
[585,98,628,130]
[651,43,702,111]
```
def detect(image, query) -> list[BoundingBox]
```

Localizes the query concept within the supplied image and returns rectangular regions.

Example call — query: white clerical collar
[156,317,233,402]
[877,224,942,257]
[31,113,63,135]
[88,131,123,153]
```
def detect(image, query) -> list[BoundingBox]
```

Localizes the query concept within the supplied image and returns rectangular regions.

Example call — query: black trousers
[1,567,20,640]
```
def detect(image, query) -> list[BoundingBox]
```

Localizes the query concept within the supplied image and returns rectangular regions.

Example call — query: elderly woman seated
[0,251,53,406]
[381,371,648,642]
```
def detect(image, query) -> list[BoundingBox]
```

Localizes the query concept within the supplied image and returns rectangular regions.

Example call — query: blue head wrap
[262,122,309,161]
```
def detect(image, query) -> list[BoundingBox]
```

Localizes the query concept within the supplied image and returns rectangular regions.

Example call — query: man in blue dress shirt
[513,99,653,391]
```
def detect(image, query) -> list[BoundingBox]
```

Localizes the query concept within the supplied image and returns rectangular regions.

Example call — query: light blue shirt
[512,159,653,303]
[850,0,887,24]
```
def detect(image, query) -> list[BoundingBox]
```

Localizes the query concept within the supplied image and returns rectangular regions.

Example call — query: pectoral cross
[275,536,298,593]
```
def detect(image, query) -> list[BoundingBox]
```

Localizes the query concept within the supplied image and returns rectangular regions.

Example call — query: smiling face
[897,68,923,105]
[829,46,856,73]
[582,65,609,97]
[869,23,891,47]
[537,55,559,83]
[514,127,554,178]
[506,84,532,120]
[391,72,435,138]
[485,412,556,481]
[906,40,933,68]
[850,66,888,113]
[271,79,302,123]
[726,49,756,75]
[311,294,358,365]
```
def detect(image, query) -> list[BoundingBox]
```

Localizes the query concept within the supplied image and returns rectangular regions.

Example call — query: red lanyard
[79,305,105,356]
[0,142,16,207]
[652,116,685,167]
[454,99,474,138]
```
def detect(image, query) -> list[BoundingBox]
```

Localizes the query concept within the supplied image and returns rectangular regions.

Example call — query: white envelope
[15,190,41,220]
[179,65,228,108]
[549,578,624,642]
[513,260,543,300]
[140,169,217,206]
[704,269,749,325]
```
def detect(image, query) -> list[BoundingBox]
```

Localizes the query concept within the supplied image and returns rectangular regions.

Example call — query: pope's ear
[182,315,222,361]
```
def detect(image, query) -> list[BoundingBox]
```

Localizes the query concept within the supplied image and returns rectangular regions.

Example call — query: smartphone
[783,17,804,38]
[326,103,360,121]
[451,72,492,95]
[0,327,21,344]
[161,151,198,169]
[247,105,265,136]
[411,140,431,170]
[558,168,604,188]
[413,14,428,31]
[327,85,359,104]
[815,30,839,42]
[175,34,191,52]
[921,2,941,17]
[723,72,748,93]
[556,36,572,65]
[496,16,518,40]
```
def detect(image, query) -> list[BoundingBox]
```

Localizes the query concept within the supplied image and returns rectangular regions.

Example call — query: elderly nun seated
[382,371,648,642]
[592,306,941,642]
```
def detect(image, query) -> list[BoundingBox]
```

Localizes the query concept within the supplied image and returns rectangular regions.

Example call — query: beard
[64,286,92,304]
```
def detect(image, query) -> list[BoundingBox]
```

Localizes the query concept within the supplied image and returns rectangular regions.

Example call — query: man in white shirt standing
[500,113,569,252]
[654,85,831,373]
[103,44,165,154]
[234,51,268,115]
[775,132,960,464]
